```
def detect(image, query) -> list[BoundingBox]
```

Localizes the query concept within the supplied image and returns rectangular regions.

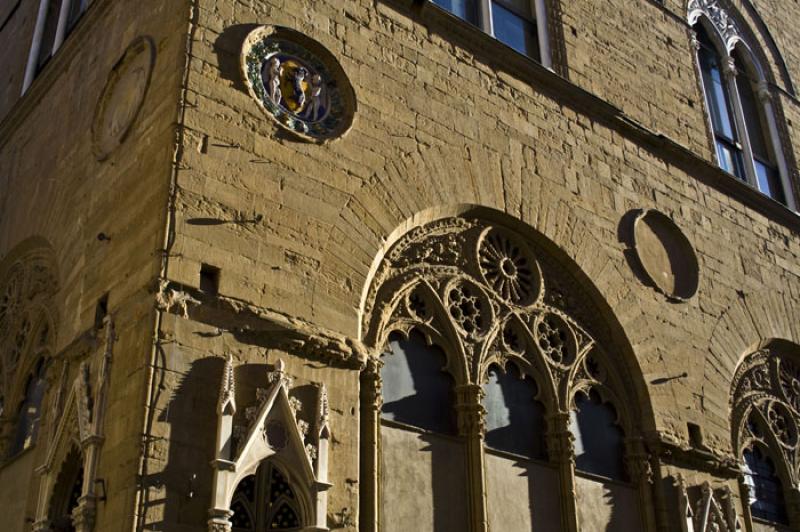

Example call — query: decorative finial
[218,354,236,415]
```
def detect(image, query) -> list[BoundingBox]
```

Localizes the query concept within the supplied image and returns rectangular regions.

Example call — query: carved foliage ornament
[241,26,356,142]
[731,348,800,485]
[363,217,629,417]
[688,0,742,47]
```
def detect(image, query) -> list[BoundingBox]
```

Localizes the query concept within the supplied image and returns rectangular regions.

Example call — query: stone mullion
[359,358,382,532]
[738,474,755,532]
[547,412,578,532]
[624,437,658,532]
[455,384,488,532]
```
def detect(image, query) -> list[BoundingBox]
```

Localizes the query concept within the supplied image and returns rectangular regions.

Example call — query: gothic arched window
[361,215,652,532]
[50,446,84,532]
[570,389,627,481]
[482,362,546,459]
[10,358,47,456]
[229,461,303,531]
[731,344,799,528]
[381,330,457,435]
[743,445,789,525]
[689,4,795,207]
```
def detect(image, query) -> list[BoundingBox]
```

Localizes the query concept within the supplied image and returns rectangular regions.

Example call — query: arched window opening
[50,447,84,532]
[230,462,303,531]
[690,9,795,207]
[743,446,789,525]
[482,363,546,459]
[10,358,47,456]
[696,24,746,180]
[571,389,627,481]
[733,48,785,203]
[380,330,457,435]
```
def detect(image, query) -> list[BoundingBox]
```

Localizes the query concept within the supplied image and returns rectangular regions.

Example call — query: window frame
[431,0,552,68]
[22,0,91,94]
[689,14,796,209]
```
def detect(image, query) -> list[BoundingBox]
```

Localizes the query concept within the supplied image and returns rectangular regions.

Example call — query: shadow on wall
[140,356,224,530]
[418,432,469,532]
[213,23,260,93]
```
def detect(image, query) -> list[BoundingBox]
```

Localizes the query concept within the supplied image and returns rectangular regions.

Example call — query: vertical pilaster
[455,384,487,532]
[359,358,382,532]
[738,474,755,532]
[625,436,658,532]
[547,411,578,532]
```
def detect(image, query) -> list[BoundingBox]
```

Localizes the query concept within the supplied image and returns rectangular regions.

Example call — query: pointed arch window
[10,358,47,456]
[731,344,800,529]
[690,7,796,208]
[570,389,627,481]
[361,216,654,532]
[230,462,303,532]
[743,445,789,525]
[380,330,457,435]
[482,362,546,459]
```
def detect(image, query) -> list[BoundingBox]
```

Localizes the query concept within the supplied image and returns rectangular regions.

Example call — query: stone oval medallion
[632,210,699,301]
[92,37,155,161]
[241,26,356,142]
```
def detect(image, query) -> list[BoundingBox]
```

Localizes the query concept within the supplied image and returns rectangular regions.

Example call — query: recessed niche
[92,36,155,160]
[632,210,699,301]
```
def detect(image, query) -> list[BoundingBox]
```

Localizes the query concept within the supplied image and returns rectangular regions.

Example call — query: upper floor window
[431,0,551,67]
[22,0,92,93]
[689,4,796,208]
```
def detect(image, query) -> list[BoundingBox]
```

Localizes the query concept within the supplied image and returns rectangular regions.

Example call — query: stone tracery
[731,344,800,525]
[361,215,653,532]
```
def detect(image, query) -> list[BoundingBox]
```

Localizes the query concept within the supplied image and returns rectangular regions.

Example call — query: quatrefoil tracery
[365,218,627,415]
[732,348,800,485]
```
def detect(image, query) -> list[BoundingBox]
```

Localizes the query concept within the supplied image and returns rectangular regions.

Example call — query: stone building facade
[2,0,800,531]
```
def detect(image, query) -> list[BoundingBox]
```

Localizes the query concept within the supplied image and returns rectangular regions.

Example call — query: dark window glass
[66,0,85,32]
[432,0,479,25]
[381,330,457,435]
[36,0,64,72]
[754,161,785,203]
[10,359,47,456]
[570,390,627,481]
[696,25,747,180]
[482,363,546,459]
[744,446,789,525]
[230,462,303,531]
[491,1,539,59]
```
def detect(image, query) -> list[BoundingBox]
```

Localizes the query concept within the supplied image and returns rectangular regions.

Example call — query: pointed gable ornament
[209,358,332,531]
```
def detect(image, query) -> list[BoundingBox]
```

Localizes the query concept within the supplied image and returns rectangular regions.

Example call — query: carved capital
[71,496,97,532]
[360,358,383,411]
[208,509,233,532]
[689,30,701,52]
[624,437,653,484]
[546,412,575,464]
[455,384,485,437]
[721,56,737,79]
[31,520,53,532]
[756,80,772,103]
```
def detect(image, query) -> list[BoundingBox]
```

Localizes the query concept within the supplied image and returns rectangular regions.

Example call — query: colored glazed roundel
[241,26,356,142]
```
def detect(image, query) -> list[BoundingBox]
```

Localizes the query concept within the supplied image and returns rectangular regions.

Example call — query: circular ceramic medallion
[265,419,288,450]
[92,37,155,160]
[241,26,355,142]
[632,210,699,301]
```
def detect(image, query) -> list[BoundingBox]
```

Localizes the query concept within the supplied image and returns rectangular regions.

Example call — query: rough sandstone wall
[0,0,186,530]
[165,0,800,486]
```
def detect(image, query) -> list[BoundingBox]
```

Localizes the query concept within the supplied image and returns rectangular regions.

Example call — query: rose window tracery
[779,359,800,411]
[364,216,616,417]
[478,228,540,306]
